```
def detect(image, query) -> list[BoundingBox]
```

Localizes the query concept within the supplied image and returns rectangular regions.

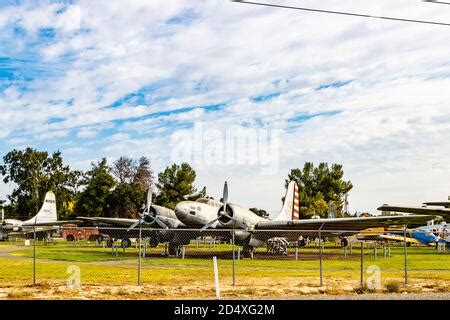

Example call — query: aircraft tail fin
[24,191,57,225]
[274,181,299,221]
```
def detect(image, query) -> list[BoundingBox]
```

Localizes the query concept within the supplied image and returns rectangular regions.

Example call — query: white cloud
[1,0,450,213]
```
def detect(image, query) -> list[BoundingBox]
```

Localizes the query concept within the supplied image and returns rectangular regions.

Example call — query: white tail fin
[24,191,57,225]
[274,181,300,221]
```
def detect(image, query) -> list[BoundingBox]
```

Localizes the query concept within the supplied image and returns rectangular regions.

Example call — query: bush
[385,281,401,293]
[354,284,376,294]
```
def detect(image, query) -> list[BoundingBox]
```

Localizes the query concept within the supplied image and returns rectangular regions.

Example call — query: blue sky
[1,0,450,214]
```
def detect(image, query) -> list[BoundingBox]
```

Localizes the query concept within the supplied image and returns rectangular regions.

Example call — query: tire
[66,234,75,242]
[121,238,131,248]
[341,238,348,247]
[168,244,180,256]
[299,239,306,247]
[149,240,159,248]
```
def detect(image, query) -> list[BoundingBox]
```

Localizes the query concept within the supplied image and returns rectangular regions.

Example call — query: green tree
[0,148,81,219]
[74,158,115,217]
[107,156,154,218]
[249,207,269,218]
[155,163,197,209]
[286,162,353,218]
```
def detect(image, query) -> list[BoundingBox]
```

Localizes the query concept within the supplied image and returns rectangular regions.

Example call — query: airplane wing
[21,220,82,227]
[377,205,450,220]
[378,234,423,245]
[254,215,436,232]
[77,217,139,227]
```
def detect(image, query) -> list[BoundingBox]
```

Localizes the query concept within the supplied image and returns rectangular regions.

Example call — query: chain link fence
[0,226,448,298]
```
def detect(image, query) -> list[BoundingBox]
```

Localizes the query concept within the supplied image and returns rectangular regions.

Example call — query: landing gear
[149,240,159,248]
[106,239,114,248]
[298,238,306,248]
[243,244,255,259]
[341,238,348,247]
[169,244,182,256]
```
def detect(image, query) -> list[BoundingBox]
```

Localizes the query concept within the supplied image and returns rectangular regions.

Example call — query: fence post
[232,229,236,286]
[343,245,347,260]
[403,225,408,285]
[33,218,37,287]
[350,243,353,255]
[213,256,220,300]
[138,224,142,286]
[360,240,364,287]
[319,224,324,286]
[295,247,299,261]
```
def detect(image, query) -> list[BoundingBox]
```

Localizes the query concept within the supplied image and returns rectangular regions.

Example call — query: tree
[74,158,115,217]
[112,156,154,190]
[106,183,146,218]
[0,148,82,219]
[249,207,269,218]
[107,156,154,218]
[155,163,197,209]
[286,162,353,218]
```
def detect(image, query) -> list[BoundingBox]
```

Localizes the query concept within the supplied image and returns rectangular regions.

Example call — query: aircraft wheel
[66,234,75,242]
[169,244,181,256]
[149,240,159,248]
[243,245,255,259]
[341,238,348,247]
[106,239,114,248]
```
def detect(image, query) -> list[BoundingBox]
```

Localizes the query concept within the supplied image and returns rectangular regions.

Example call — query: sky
[1,0,450,216]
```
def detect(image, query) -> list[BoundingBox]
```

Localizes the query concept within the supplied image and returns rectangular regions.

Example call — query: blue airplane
[411,221,449,248]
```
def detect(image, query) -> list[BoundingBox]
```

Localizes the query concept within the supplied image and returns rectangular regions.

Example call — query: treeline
[0,148,200,220]
[0,148,353,220]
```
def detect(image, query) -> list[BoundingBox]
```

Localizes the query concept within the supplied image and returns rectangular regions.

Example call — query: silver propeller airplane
[174,181,435,255]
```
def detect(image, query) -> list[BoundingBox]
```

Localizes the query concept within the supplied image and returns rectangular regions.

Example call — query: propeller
[201,181,247,232]
[127,189,168,232]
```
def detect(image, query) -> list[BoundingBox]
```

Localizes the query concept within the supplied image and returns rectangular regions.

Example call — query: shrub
[385,281,401,293]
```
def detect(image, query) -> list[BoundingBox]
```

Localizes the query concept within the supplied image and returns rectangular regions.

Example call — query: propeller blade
[222,181,228,211]
[127,220,141,232]
[153,217,169,229]
[201,217,221,232]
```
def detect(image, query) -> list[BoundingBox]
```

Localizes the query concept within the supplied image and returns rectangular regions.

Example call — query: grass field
[0,240,449,299]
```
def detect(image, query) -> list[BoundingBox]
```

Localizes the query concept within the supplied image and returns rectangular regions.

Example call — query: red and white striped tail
[293,183,300,220]
[274,181,300,221]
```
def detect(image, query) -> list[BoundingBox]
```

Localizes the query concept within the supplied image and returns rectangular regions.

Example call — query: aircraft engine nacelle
[143,206,159,226]
[217,204,262,230]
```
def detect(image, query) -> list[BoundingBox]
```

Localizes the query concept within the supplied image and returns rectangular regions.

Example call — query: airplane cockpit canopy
[196,198,222,208]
